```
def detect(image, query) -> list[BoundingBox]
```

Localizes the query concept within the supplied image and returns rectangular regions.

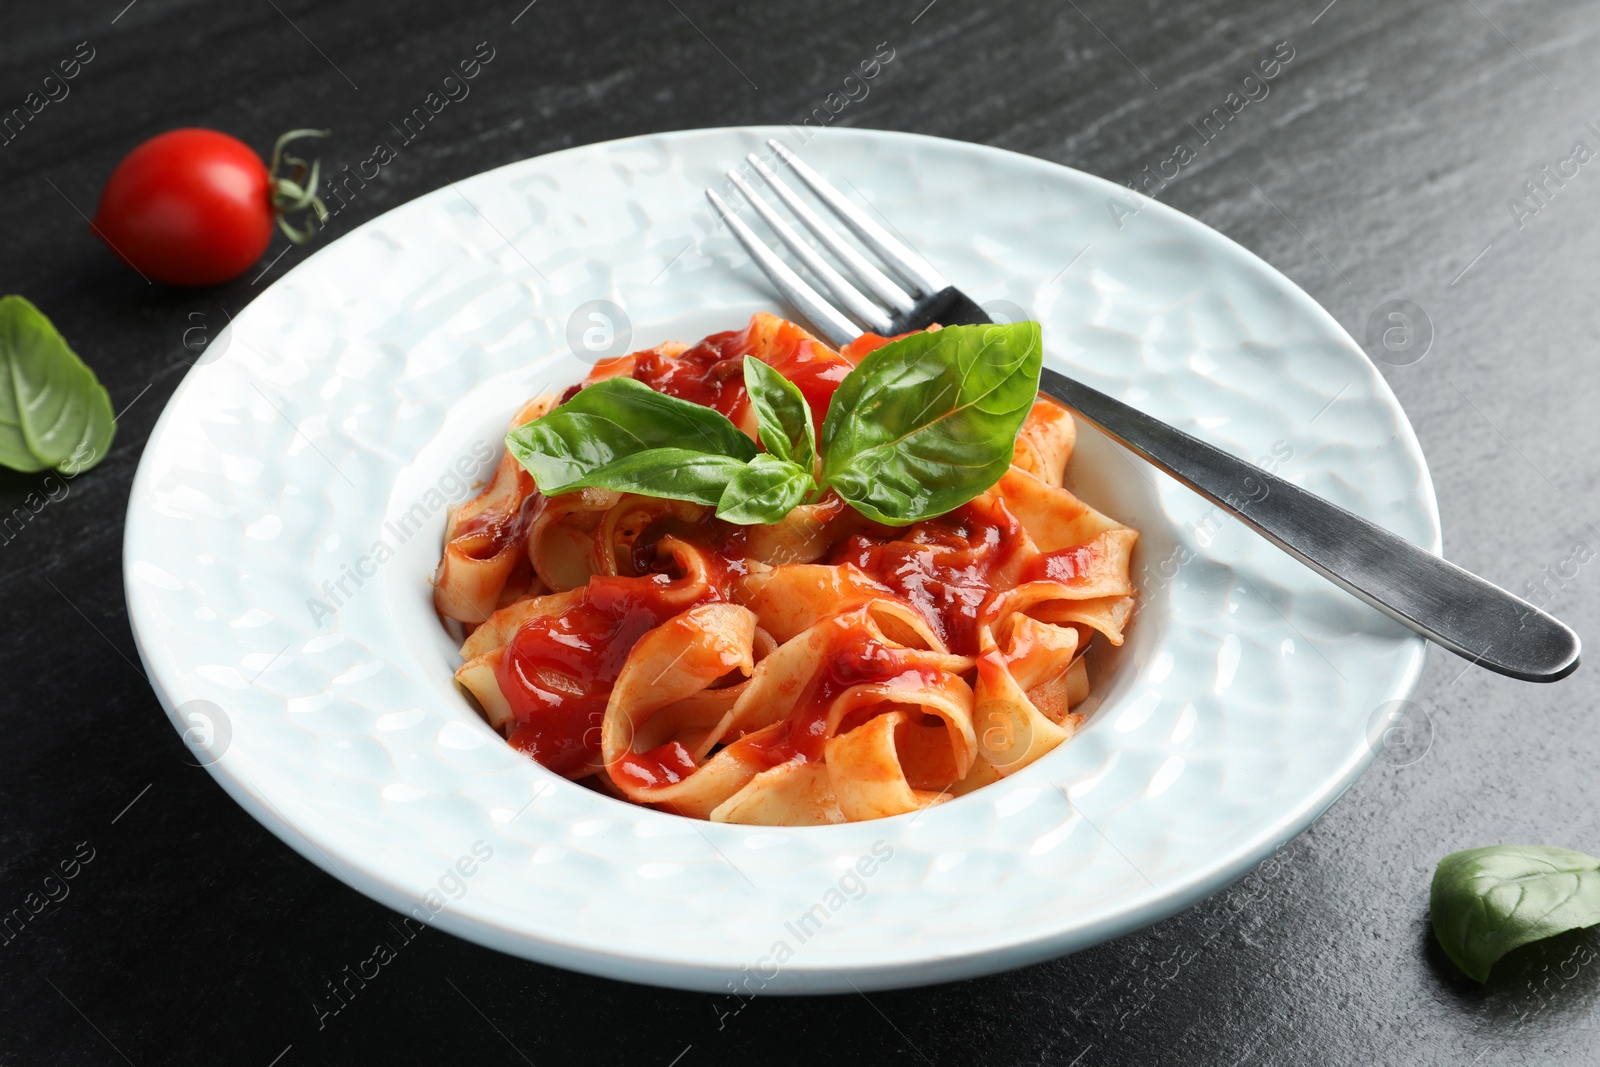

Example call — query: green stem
[267,128,332,246]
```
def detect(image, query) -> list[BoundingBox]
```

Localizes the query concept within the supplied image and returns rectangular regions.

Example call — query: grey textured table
[2,0,1596,1063]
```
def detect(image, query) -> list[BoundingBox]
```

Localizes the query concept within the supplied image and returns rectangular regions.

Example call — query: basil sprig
[0,295,115,474]
[504,321,1043,526]
[715,453,813,524]
[743,356,816,472]
[504,375,756,507]
[820,320,1042,525]
[1431,845,1600,982]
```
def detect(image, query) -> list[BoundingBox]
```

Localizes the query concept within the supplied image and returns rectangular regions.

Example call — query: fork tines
[706,139,954,348]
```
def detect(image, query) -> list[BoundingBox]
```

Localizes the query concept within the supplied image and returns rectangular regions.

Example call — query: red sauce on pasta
[614,741,699,788]
[632,331,751,421]
[831,495,1027,655]
[496,573,713,776]
[741,629,933,766]
[624,316,853,436]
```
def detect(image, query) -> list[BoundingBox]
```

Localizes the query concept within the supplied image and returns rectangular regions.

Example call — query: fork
[705,139,1581,683]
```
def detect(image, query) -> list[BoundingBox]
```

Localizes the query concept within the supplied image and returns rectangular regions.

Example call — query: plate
[124,126,1438,993]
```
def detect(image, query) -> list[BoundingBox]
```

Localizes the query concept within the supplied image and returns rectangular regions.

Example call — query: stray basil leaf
[743,356,816,472]
[505,376,755,495]
[819,322,1042,526]
[715,454,813,525]
[1431,845,1600,982]
[0,295,115,475]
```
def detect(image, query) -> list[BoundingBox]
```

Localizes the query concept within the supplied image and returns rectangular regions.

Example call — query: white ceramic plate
[124,126,1437,993]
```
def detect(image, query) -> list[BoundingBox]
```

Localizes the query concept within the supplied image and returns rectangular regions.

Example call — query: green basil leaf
[714,454,814,525]
[743,356,816,472]
[535,447,751,506]
[505,376,756,495]
[0,295,115,474]
[819,321,1042,525]
[1431,845,1600,982]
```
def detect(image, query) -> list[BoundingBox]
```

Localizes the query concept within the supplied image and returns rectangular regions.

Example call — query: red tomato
[92,129,275,287]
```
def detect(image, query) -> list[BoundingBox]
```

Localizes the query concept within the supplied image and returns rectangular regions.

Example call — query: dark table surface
[4,0,1598,1063]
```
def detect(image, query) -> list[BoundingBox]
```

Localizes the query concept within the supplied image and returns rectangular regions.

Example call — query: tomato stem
[267,128,332,245]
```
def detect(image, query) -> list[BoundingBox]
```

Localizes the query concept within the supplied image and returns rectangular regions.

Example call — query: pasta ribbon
[602,603,761,812]
[826,713,956,822]
[434,395,557,623]
[734,563,890,642]
[527,487,619,592]
[1010,398,1077,487]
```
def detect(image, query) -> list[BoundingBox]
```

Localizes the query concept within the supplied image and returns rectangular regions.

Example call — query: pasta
[435,313,1139,824]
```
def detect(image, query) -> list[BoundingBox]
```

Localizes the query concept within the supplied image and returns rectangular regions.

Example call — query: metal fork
[705,139,1581,683]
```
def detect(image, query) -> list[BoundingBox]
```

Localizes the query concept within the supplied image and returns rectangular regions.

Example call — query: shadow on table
[1421,921,1600,1031]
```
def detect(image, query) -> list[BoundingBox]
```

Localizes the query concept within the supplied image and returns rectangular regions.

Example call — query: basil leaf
[819,322,1042,526]
[1431,845,1600,982]
[0,295,115,474]
[715,454,814,525]
[543,447,755,506]
[505,376,755,495]
[743,356,816,471]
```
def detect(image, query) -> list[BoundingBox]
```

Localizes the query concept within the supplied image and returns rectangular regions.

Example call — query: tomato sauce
[623,316,854,438]
[631,330,752,421]
[830,495,1027,656]
[740,629,935,767]
[614,741,699,789]
[496,572,715,776]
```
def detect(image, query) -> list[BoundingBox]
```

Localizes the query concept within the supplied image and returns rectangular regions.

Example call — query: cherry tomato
[92,128,327,287]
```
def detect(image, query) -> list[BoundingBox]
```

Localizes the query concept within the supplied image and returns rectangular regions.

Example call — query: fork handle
[1039,369,1581,682]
